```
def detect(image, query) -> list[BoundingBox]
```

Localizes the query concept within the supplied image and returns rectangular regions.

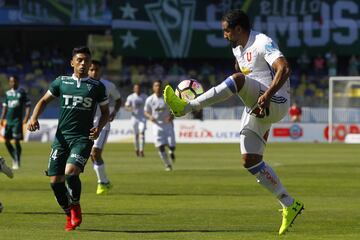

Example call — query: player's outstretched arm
[28,92,55,132]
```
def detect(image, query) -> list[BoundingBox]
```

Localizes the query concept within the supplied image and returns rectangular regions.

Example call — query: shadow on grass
[16,212,156,216]
[119,192,244,197]
[79,228,272,233]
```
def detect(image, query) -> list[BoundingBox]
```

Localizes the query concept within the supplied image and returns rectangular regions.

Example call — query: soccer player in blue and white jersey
[164,9,303,235]
[88,60,122,195]
[125,83,148,157]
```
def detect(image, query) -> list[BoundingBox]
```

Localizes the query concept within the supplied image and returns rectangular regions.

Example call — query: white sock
[248,161,294,208]
[134,134,139,151]
[139,133,145,151]
[185,76,236,113]
[158,151,171,167]
[93,162,109,184]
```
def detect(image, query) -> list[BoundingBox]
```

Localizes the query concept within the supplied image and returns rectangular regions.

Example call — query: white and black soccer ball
[0,202,3,213]
[175,79,204,102]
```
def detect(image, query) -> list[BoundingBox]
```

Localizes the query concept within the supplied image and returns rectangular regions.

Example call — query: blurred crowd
[0,46,359,108]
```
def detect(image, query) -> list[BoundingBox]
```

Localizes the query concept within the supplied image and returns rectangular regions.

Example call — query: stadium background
[0,0,359,142]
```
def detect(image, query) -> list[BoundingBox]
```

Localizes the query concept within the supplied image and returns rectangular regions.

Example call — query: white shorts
[238,78,289,143]
[93,129,110,150]
[132,118,146,135]
[152,122,176,148]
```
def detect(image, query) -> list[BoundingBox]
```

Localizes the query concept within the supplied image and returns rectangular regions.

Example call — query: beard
[230,40,238,48]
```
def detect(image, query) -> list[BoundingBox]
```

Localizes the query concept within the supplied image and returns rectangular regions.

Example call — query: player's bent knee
[242,154,263,168]
[158,145,165,152]
[65,164,81,175]
[50,175,65,183]
[231,72,245,91]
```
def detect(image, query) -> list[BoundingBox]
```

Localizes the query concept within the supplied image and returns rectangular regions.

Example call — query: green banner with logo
[112,0,360,58]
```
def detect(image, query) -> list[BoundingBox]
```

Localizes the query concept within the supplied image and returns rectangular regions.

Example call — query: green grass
[0,142,360,239]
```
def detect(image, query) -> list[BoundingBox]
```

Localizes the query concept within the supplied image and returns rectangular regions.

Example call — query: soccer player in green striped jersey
[0,75,31,170]
[28,46,109,231]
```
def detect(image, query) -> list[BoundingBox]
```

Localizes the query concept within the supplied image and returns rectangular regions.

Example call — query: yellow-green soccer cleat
[163,85,188,117]
[279,199,304,235]
[96,182,113,195]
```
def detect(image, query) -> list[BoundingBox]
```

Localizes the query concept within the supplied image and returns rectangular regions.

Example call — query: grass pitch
[0,142,359,240]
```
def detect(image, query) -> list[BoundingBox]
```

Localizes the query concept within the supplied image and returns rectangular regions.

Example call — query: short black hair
[222,9,251,31]
[72,46,91,57]
[91,59,102,67]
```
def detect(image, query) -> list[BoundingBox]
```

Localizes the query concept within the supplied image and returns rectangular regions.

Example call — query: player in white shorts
[164,9,303,235]
[125,84,148,157]
[88,60,122,195]
[144,80,176,171]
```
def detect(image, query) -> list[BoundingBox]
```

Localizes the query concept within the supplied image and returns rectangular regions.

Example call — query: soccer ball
[175,79,204,102]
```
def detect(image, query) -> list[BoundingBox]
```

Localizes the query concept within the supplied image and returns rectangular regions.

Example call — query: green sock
[50,182,70,213]
[5,142,15,160]
[65,175,81,204]
[15,142,21,165]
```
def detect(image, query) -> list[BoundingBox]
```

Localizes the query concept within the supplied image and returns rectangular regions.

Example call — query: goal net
[328,76,360,143]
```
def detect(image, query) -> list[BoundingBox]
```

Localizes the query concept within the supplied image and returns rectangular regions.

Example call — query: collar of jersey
[237,30,255,52]
[72,74,90,88]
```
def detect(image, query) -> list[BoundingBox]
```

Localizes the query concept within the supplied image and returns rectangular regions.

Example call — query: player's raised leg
[164,73,244,117]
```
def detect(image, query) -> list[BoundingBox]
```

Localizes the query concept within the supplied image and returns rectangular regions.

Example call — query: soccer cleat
[139,151,145,157]
[165,165,173,172]
[163,85,188,117]
[169,152,175,163]
[64,213,75,231]
[279,199,304,235]
[135,150,140,157]
[96,182,113,195]
[70,204,82,228]
[0,157,14,178]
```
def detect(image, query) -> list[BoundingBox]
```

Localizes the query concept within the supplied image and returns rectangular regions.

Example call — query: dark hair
[222,9,251,31]
[91,59,102,67]
[72,46,91,57]
[8,75,19,81]
[153,80,162,86]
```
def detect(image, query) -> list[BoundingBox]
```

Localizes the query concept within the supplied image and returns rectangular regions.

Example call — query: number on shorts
[50,148,58,160]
